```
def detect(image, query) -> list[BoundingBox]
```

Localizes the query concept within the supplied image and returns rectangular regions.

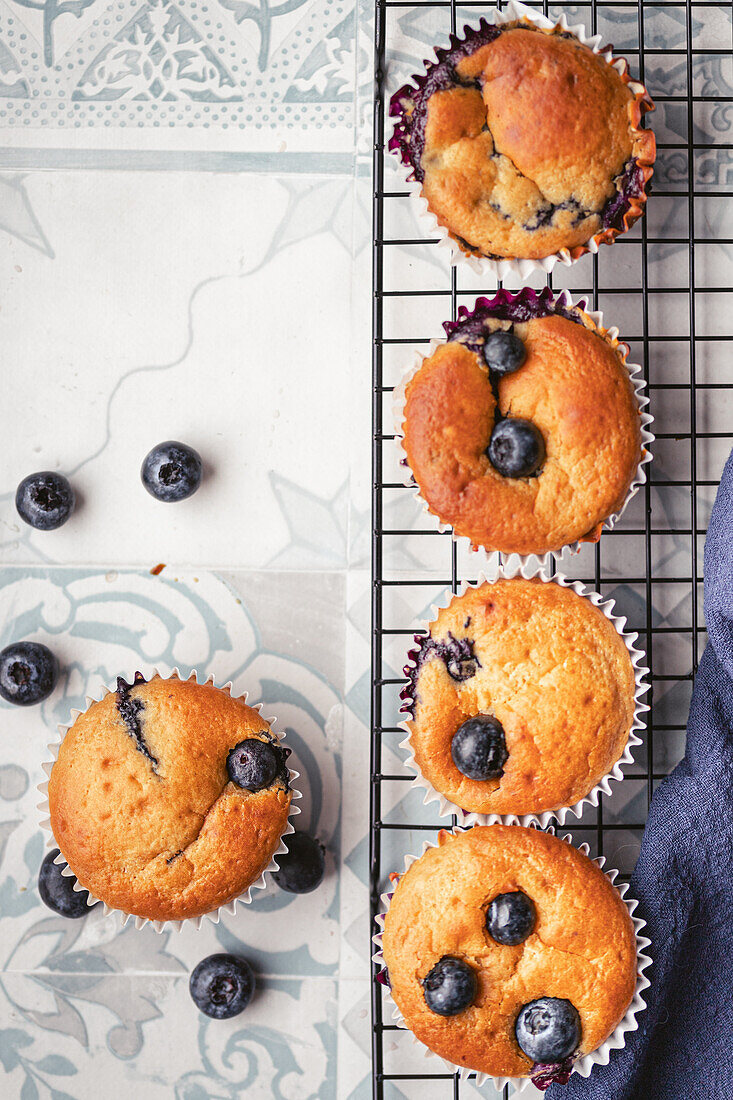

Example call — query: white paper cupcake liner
[392,287,655,567]
[37,663,302,934]
[399,560,650,829]
[372,825,652,1094]
[390,0,656,281]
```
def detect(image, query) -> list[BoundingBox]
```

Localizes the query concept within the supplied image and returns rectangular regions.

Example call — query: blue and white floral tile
[0,565,357,1098]
[2,970,339,1098]
[0,0,359,155]
[0,169,366,571]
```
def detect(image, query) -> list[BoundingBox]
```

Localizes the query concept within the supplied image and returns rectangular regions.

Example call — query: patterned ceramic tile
[0,0,361,153]
[0,170,368,570]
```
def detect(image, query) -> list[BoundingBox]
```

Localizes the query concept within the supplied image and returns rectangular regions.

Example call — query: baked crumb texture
[402,577,637,816]
[48,676,293,922]
[389,19,655,260]
[381,826,638,1078]
[400,289,645,555]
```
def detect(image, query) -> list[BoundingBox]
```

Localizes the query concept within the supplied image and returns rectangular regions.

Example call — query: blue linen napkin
[548,448,733,1099]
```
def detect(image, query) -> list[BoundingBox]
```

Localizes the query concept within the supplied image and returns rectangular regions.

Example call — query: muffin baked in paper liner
[392,286,655,565]
[37,664,301,934]
[388,0,656,280]
[372,825,652,1094]
[398,559,650,829]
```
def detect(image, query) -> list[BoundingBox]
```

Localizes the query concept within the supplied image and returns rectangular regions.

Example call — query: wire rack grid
[370,0,732,1096]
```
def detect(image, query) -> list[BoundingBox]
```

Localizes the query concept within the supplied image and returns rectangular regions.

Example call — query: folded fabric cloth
[549,447,733,1100]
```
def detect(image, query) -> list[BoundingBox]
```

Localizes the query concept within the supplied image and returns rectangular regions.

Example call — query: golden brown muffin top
[48,675,293,922]
[390,21,655,260]
[403,578,637,816]
[381,826,637,1079]
[401,306,643,555]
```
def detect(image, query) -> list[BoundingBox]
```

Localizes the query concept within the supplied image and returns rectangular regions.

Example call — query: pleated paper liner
[372,825,652,1095]
[37,664,301,934]
[388,0,656,281]
[399,560,650,829]
[392,287,655,568]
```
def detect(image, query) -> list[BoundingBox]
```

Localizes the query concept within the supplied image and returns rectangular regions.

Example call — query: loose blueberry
[272,832,326,894]
[422,956,477,1017]
[487,891,536,946]
[451,715,508,781]
[0,642,58,706]
[483,330,526,375]
[189,953,255,1019]
[515,998,581,1063]
[15,471,75,531]
[488,418,545,479]
[38,849,98,918]
[141,441,203,503]
[226,738,280,791]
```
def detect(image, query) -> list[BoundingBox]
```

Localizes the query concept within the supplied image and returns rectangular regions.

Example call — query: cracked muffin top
[399,291,645,556]
[48,674,293,922]
[381,826,637,1081]
[389,20,655,261]
[401,577,638,817]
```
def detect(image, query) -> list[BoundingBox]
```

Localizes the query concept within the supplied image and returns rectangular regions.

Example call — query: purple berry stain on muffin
[401,632,481,718]
[604,159,643,229]
[115,675,159,771]
[389,20,502,183]
[530,1055,578,1091]
[443,287,584,353]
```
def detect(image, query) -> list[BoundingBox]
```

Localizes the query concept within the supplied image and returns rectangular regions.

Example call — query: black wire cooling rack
[370,0,733,1096]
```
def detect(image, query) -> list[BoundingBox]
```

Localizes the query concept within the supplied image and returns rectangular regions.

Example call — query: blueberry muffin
[48,674,293,922]
[401,576,638,817]
[399,289,647,555]
[380,826,637,1083]
[390,18,655,261]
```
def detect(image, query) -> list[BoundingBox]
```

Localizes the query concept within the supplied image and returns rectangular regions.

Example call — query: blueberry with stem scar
[141,441,202,503]
[0,642,58,706]
[16,471,75,530]
[189,954,255,1019]
[226,738,281,791]
[515,998,581,1063]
